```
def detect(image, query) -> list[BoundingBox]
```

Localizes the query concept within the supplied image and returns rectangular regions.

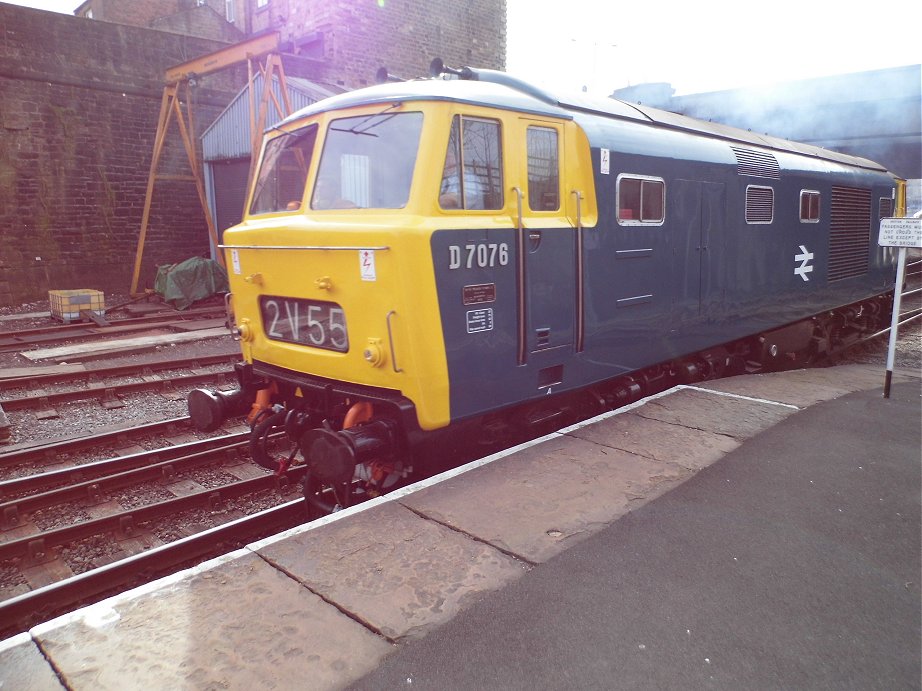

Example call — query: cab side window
[800,190,820,223]
[440,115,503,210]
[527,126,559,211]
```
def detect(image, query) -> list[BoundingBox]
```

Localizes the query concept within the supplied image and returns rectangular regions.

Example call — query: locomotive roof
[276,75,888,174]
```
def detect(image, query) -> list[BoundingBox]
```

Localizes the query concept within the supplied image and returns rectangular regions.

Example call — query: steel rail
[0,437,257,527]
[0,416,193,466]
[0,352,239,392]
[0,305,224,341]
[0,499,308,639]
[0,467,306,564]
[0,369,233,412]
[0,430,255,502]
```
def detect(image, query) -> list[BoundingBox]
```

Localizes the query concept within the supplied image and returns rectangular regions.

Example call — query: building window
[800,190,820,223]
[617,175,665,225]
[225,0,235,22]
[526,127,559,211]
[85,9,94,18]
[439,116,504,210]
[745,185,774,224]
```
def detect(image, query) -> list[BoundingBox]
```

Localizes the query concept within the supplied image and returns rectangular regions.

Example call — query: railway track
[0,305,225,354]
[0,276,917,639]
[0,420,303,638]
[0,365,234,414]
[0,352,238,443]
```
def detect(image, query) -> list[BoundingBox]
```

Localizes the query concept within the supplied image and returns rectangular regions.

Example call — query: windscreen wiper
[329,102,404,137]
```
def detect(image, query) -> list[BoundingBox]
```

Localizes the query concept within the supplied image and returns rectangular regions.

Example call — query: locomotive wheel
[249,410,289,471]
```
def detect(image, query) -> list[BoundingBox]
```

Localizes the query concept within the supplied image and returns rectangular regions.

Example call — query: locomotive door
[513,119,576,364]
[673,179,725,316]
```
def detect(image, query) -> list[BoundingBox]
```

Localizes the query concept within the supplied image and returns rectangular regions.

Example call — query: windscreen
[249,125,318,215]
[311,111,423,210]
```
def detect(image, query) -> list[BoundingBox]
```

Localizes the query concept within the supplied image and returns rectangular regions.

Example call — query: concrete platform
[1,364,918,689]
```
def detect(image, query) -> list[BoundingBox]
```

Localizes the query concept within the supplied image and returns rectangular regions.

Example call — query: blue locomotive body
[431,80,896,422]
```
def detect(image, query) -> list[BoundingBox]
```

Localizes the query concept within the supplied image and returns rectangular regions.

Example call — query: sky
[6,0,922,96]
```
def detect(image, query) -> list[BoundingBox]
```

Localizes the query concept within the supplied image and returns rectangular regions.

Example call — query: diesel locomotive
[188,63,904,514]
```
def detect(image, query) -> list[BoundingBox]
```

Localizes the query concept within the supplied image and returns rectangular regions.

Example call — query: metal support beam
[165,32,279,83]
[131,35,291,295]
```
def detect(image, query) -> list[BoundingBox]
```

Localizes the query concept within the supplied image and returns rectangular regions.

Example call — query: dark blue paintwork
[429,86,897,423]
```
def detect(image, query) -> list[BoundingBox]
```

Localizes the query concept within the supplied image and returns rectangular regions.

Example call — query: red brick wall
[0,5,244,305]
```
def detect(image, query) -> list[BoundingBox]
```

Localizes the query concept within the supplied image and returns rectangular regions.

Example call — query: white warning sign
[359,249,376,281]
[879,217,922,248]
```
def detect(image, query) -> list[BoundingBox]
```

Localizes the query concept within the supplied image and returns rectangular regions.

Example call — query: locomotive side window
[526,126,559,211]
[745,185,774,224]
[439,116,504,210]
[800,190,820,223]
[312,111,423,210]
[879,197,893,219]
[249,124,317,215]
[617,174,665,225]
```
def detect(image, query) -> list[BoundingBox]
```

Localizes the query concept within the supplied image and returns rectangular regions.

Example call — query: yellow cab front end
[186,78,596,511]
[226,100,449,433]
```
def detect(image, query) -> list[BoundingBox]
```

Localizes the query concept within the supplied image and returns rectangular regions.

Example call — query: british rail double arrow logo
[794,245,814,281]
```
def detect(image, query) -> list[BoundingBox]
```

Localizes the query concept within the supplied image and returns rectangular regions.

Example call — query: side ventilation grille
[731,146,781,179]
[829,186,871,282]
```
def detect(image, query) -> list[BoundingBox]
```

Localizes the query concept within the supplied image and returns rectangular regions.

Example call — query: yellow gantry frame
[130,33,292,294]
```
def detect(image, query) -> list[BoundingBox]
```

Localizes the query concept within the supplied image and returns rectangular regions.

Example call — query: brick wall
[0,0,507,306]
[150,5,244,41]
[0,5,244,305]
[252,0,506,88]
[80,0,182,27]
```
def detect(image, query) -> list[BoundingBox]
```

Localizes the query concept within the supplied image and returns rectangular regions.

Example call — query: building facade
[72,0,507,88]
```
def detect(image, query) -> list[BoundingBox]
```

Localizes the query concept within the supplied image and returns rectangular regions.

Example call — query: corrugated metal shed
[202,74,341,161]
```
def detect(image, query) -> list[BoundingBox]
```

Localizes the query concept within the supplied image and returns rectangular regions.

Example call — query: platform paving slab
[0,632,65,690]
[565,409,741,470]
[401,432,690,564]
[698,363,919,406]
[256,502,526,641]
[29,551,392,690]
[634,387,796,439]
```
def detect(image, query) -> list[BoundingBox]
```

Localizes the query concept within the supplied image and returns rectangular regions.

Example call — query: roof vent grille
[731,146,781,179]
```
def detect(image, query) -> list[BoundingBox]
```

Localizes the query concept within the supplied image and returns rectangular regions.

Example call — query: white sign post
[878,217,922,398]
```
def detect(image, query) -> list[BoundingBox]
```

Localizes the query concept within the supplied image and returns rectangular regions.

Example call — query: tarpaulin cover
[154,257,229,310]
